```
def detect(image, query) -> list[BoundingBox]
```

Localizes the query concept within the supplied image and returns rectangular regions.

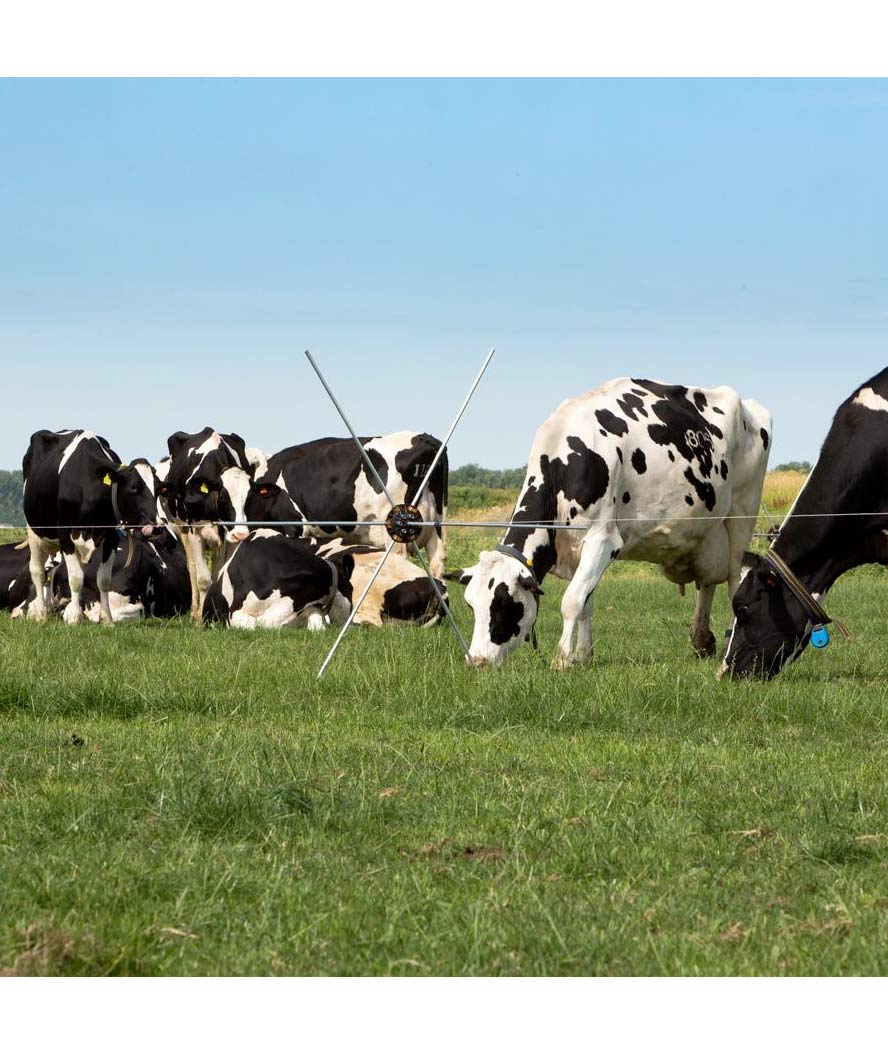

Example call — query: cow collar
[764,549,851,644]
[495,543,539,587]
[109,479,135,570]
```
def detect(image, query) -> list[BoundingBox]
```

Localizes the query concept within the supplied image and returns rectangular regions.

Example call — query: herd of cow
[3,366,887,681]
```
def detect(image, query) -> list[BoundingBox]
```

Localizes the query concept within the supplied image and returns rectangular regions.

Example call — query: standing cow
[158,427,254,619]
[22,430,161,624]
[244,431,448,576]
[452,378,771,667]
[722,367,888,679]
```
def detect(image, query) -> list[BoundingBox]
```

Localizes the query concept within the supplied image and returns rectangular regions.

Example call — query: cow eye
[735,602,750,621]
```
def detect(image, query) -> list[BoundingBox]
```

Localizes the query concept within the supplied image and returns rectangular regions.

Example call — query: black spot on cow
[502,437,609,580]
[760,428,770,450]
[599,429,607,438]
[631,388,648,398]
[622,491,631,504]
[631,448,647,474]
[488,577,495,589]
[569,507,578,519]
[712,406,725,415]
[616,448,623,463]
[633,378,723,478]
[595,409,629,438]
[617,392,648,420]
[693,392,708,411]
[685,495,693,506]
[668,450,675,462]
[720,460,728,480]
[488,582,524,645]
[364,448,389,494]
[683,466,717,511]
[611,549,621,560]
[381,579,442,622]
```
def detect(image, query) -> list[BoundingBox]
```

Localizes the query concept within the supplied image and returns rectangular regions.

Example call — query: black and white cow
[244,432,448,576]
[309,538,448,627]
[0,541,32,612]
[158,427,254,619]
[452,378,772,667]
[46,528,190,623]
[722,367,888,680]
[22,430,161,624]
[202,529,354,630]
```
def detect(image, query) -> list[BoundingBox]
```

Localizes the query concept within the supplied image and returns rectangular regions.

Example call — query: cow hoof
[27,607,48,623]
[692,631,717,658]
[552,652,592,671]
[62,606,82,626]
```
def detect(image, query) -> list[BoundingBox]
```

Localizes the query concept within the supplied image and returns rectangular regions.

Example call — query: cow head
[101,461,162,537]
[451,549,543,667]
[183,466,252,547]
[245,479,305,539]
[720,552,812,680]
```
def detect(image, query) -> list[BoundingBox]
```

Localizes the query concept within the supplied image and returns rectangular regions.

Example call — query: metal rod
[413,347,496,508]
[316,540,396,680]
[409,541,471,660]
[304,349,397,506]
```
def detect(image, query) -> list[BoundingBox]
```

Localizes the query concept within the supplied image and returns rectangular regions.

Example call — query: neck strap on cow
[110,480,135,570]
[495,543,539,586]
[764,549,851,642]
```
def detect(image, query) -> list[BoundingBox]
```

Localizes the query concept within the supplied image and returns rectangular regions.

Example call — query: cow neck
[500,477,558,581]
[772,458,888,597]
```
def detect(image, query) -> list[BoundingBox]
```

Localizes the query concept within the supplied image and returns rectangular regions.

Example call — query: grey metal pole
[410,541,471,659]
[413,347,496,507]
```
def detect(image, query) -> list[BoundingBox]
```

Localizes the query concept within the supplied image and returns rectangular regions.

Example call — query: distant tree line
[448,463,527,489]
[772,461,812,474]
[0,470,24,526]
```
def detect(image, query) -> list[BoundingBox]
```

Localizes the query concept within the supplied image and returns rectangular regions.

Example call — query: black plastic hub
[385,503,423,543]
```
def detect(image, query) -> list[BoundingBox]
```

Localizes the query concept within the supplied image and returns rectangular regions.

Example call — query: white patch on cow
[155,456,171,482]
[220,467,251,542]
[72,535,97,564]
[133,461,156,497]
[853,387,888,414]
[245,447,269,477]
[58,430,109,474]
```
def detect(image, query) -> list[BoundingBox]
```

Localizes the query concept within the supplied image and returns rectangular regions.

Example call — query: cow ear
[98,464,123,486]
[223,432,248,464]
[445,568,474,586]
[250,480,281,498]
[191,474,220,494]
[518,574,543,597]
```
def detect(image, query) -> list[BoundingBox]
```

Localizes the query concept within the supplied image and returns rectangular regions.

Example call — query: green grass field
[3,478,888,976]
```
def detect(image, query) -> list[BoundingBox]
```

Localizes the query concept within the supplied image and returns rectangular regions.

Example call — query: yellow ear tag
[119,462,128,469]
[526,558,533,567]
[103,473,112,486]
[200,483,209,494]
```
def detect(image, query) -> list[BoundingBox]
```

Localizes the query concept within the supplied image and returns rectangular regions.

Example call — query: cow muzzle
[228,526,249,543]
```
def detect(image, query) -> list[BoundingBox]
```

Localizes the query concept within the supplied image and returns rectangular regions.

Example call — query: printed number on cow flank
[685,429,712,451]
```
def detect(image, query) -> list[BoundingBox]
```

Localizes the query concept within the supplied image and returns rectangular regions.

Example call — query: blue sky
[1,78,887,470]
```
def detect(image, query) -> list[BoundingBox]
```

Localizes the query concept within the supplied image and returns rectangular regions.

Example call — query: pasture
[3,471,888,976]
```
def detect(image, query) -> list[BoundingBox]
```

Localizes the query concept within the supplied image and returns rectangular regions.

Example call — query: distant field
[8,466,888,977]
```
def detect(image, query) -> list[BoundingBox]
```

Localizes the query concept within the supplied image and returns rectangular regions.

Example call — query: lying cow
[245,431,448,576]
[452,377,771,667]
[158,427,254,620]
[722,367,888,679]
[44,528,190,623]
[310,538,448,627]
[0,541,32,612]
[202,529,354,630]
[23,430,161,624]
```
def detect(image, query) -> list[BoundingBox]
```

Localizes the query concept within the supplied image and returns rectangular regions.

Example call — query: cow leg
[61,551,85,625]
[26,528,51,622]
[191,538,213,619]
[95,534,117,626]
[690,582,718,657]
[552,526,621,670]
[424,528,445,579]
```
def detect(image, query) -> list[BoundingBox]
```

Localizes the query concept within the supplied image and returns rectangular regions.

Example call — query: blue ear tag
[810,624,830,649]
[116,527,127,540]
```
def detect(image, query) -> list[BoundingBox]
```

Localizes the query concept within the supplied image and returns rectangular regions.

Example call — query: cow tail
[439,443,449,554]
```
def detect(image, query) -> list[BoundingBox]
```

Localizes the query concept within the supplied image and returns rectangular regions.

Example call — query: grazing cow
[310,538,448,627]
[48,528,190,622]
[158,427,254,620]
[203,529,354,630]
[722,367,888,680]
[244,432,448,576]
[23,430,161,624]
[0,541,32,612]
[452,378,771,667]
